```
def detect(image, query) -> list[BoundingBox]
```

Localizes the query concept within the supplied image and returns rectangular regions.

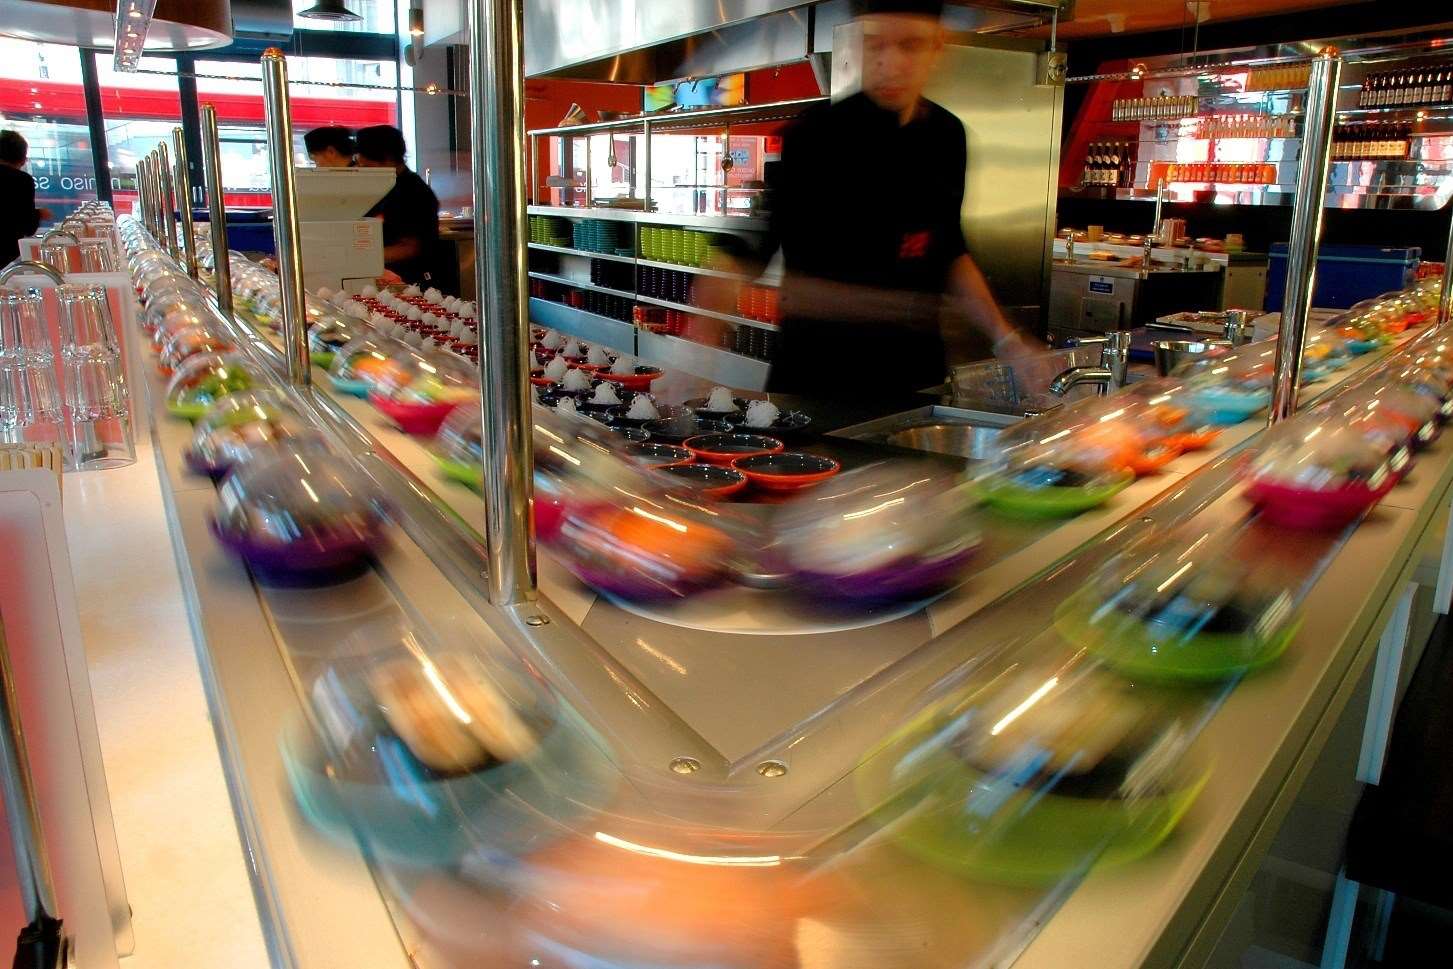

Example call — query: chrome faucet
[1049,365,1116,397]
[1050,330,1133,397]
[1144,177,1167,267]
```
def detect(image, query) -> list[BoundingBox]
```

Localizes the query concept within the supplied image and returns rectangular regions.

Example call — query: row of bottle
[1111,95,1197,122]
[1194,113,1297,140]
[1358,68,1453,108]
[1332,124,1412,161]
[1081,142,1135,187]
[1162,162,1275,185]
[1244,64,1312,92]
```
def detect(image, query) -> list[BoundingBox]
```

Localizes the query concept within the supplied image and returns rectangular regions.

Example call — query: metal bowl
[885,423,1002,462]
[1153,339,1232,377]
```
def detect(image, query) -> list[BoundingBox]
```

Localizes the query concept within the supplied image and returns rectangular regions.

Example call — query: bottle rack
[1193,113,1298,140]
[1111,95,1198,122]
[1358,65,1453,108]
[1080,141,1135,187]
[1331,123,1412,161]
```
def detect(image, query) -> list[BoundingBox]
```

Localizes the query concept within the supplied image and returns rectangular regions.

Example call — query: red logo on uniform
[899,231,931,260]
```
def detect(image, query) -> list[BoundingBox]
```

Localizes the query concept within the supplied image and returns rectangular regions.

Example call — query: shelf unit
[635,294,779,331]
[527,205,770,234]
[636,257,755,282]
[526,270,636,301]
[526,241,636,264]
[527,297,771,390]
[526,204,780,386]
[1068,39,1453,209]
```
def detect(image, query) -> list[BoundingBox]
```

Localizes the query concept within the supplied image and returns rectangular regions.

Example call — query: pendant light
[297,0,363,22]
[2,0,231,51]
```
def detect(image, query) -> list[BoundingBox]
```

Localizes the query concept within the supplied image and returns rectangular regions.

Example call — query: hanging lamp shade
[2,1,232,50]
[297,0,362,22]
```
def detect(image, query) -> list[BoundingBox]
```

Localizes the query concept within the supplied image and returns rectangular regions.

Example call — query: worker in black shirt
[354,125,441,286]
[721,0,1041,397]
[0,130,51,268]
[304,126,355,168]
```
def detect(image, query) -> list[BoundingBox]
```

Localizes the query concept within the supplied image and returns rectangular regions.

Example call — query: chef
[746,0,1042,397]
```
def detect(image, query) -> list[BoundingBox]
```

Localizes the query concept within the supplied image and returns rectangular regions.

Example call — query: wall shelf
[526,242,636,264]
[635,294,779,332]
[527,205,770,233]
[527,271,636,301]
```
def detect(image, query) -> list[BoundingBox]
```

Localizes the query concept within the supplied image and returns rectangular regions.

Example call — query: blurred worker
[354,124,441,286]
[0,130,51,267]
[304,126,355,168]
[751,0,1042,397]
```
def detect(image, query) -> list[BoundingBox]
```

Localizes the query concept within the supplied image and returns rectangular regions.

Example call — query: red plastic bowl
[529,368,554,387]
[731,452,840,491]
[369,393,460,436]
[1243,476,1393,529]
[658,463,748,499]
[683,433,784,465]
[600,367,663,392]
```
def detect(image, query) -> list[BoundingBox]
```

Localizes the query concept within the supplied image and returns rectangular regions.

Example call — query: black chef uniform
[767,92,981,397]
[366,166,441,286]
[0,162,41,267]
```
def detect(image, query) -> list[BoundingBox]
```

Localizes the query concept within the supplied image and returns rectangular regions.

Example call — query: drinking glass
[0,288,63,441]
[56,284,134,470]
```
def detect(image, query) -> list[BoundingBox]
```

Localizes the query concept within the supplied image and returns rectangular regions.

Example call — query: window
[0,39,97,218]
[292,0,396,35]
[93,54,183,210]
[194,56,400,206]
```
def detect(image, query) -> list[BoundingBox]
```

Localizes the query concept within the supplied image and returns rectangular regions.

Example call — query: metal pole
[642,119,652,213]
[171,126,199,279]
[144,154,163,245]
[200,104,234,321]
[260,48,311,387]
[1439,208,1453,326]
[1269,48,1341,425]
[134,156,148,229]
[469,0,537,605]
[157,142,179,259]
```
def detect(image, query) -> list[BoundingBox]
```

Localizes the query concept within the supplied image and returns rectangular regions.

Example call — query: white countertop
[61,364,268,968]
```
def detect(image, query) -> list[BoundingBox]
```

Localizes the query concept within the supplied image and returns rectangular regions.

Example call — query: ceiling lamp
[2,0,231,52]
[297,0,363,22]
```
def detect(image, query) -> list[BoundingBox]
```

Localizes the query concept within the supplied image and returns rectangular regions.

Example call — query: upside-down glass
[57,284,135,470]
[0,288,63,445]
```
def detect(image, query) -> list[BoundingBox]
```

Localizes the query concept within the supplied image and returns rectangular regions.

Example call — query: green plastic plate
[976,470,1133,518]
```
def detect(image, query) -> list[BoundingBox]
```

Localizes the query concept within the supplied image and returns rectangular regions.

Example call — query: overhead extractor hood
[524,0,1071,81]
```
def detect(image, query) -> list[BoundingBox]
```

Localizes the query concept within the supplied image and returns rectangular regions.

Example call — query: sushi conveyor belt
[136,266,1453,969]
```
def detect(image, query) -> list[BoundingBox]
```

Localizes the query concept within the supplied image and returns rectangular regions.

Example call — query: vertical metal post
[144,155,162,245]
[200,105,234,321]
[642,119,652,212]
[469,0,537,605]
[1269,48,1341,425]
[171,127,199,279]
[134,156,148,228]
[157,142,179,260]
[260,48,311,388]
[1439,206,1453,326]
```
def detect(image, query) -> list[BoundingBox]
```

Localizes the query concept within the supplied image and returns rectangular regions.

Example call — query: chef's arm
[946,253,1043,362]
[385,236,422,265]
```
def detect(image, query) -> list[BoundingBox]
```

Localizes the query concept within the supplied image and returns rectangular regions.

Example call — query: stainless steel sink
[830,405,1017,462]
[884,423,1002,461]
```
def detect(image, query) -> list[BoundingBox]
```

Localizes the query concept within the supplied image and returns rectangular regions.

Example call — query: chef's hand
[377,270,404,287]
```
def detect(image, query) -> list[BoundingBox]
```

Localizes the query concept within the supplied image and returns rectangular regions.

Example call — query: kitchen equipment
[1153,339,1233,377]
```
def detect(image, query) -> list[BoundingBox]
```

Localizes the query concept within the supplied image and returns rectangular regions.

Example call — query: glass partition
[0,38,97,218]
